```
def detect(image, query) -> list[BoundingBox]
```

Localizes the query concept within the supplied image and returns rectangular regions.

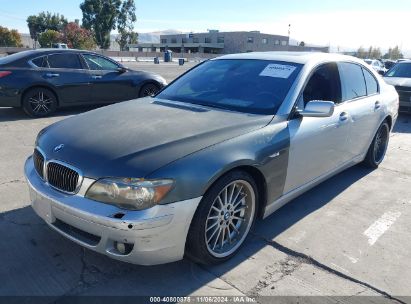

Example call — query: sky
[0,0,410,54]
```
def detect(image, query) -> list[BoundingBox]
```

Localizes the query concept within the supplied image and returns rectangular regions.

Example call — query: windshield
[157,59,302,115]
[385,63,411,78]
[365,60,372,65]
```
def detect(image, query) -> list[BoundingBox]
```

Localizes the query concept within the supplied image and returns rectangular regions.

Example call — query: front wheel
[139,83,160,98]
[186,171,258,265]
[363,121,390,168]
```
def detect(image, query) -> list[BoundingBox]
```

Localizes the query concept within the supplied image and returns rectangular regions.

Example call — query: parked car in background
[0,49,167,117]
[382,59,396,71]
[364,59,387,75]
[51,43,68,49]
[384,60,411,113]
[25,52,398,265]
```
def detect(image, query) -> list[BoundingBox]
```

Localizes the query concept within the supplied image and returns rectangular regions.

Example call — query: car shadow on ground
[0,106,103,123]
[393,113,411,134]
[0,165,373,297]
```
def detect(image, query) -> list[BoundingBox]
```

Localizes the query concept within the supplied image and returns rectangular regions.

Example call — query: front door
[82,53,134,103]
[284,62,352,194]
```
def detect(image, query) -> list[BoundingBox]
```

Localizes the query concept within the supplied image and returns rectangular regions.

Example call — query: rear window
[31,56,48,68]
[0,50,34,65]
[157,59,302,115]
[362,68,379,95]
[47,53,82,69]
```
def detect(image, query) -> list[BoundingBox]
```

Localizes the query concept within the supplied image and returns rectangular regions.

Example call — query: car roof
[29,48,95,54]
[215,52,364,65]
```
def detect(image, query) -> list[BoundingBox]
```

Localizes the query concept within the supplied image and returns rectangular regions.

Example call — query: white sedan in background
[365,59,387,75]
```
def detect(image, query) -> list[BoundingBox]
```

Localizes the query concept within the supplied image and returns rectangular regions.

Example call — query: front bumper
[24,156,201,265]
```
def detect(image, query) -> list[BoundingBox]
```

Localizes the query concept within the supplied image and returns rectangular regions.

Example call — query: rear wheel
[22,87,57,118]
[186,171,258,265]
[139,83,160,98]
[363,121,390,168]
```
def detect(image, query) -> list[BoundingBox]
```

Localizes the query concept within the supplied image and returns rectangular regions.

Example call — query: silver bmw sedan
[25,52,399,265]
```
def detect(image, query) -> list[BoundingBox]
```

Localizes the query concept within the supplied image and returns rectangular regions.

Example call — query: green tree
[61,22,96,50]
[38,30,62,48]
[356,46,367,59]
[80,0,121,49]
[370,47,381,59]
[0,26,23,47]
[391,46,403,60]
[383,46,403,60]
[116,0,137,51]
[27,12,67,46]
[383,47,392,59]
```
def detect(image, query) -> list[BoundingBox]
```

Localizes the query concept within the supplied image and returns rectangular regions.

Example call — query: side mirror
[299,100,335,118]
[117,67,127,73]
[378,70,385,76]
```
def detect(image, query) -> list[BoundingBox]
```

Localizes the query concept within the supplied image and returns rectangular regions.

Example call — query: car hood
[37,98,272,179]
[384,77,411,87]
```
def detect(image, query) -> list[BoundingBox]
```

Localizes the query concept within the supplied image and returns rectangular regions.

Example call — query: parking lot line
[363,211,401,246]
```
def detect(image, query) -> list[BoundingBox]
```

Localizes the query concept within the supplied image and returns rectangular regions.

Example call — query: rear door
[337,62,383,158]
[81,53,135,103]
[43,53,92,104]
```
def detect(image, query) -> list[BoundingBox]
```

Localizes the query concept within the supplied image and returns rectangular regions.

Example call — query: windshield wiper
[190,101,233,111]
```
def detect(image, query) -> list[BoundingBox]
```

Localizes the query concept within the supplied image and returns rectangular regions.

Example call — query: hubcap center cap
[224,212,230,221]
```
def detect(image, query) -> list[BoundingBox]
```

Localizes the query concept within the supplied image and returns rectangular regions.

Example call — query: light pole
[288,24,291,47]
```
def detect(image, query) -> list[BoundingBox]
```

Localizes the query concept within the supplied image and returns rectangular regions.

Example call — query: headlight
[85,178,174,211]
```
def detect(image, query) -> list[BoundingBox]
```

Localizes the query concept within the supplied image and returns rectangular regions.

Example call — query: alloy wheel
[142,84,158,97]
[205,180,255,258]
[29,91,53,115]
[373,124,389,164]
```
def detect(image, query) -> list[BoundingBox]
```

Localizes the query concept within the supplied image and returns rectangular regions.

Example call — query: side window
[362,68,379,95]
[83,54,119,71]
[47,54,83,69]
[302,62,342,106]
[338,62,367,101]
[31,56,48,68]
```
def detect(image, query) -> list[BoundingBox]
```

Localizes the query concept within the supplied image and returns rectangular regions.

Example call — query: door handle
[92,75,102,79]
[340,112,349,122]
[45,73,60,78]
[375,101,381,110]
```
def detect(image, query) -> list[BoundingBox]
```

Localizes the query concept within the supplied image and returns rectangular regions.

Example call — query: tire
[363,121,390,168]
[186,170,258,265]
[22,87,57,118]
[139,83,160,98]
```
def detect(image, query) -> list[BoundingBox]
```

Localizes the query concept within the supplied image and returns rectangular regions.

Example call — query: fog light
[114,241,134,255]
[116,242,126,254]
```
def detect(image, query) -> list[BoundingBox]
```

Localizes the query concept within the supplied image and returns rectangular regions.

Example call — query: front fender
[146,121,290,207]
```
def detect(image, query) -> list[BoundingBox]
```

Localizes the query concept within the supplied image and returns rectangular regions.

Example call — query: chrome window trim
[34,147,84,195]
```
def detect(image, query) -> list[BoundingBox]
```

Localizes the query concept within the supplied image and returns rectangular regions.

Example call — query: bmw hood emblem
[54,144,65,153]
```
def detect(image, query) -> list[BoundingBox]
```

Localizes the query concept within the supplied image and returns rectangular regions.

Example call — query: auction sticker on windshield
[259,64,297,78]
